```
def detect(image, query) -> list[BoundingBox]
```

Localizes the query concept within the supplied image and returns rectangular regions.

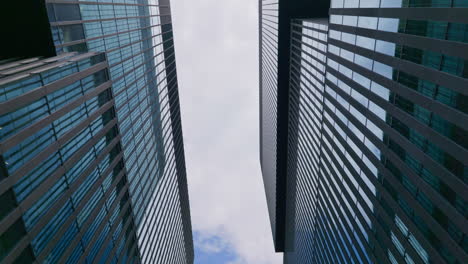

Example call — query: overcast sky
[171,0,282,263]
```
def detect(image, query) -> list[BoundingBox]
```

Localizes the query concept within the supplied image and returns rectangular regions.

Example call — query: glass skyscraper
[0,0,193,263]
[259,1,468,263]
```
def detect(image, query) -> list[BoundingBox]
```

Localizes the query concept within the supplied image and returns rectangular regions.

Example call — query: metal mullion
[326,61,468,201]
[0,102,115,199]
[2,146,122,264]
[75,193,133,264]
[26,138,122,238]
[314,193,351,264]
[0,62,108,116]
[293,34,328,55]
[321,130,424,264]
[290,70,324,115]
[13,100,115,179]
[117,232,138,264]
[308,194,346,264]
[320,136,419,264]
[330,23,468,60]
[83,174,138,263]
[114,65,172,127]
[290,52,326,88]
[326,77,468,232]
[56,20,174,49]
[327,54,468,133]
[46,0,160,7]
[108,35,173,69]
[50,13,162,27]
[321,112,441,264]
[52,171,130,264]
[118,95,169,189]
[292,21,328,35]
[323,94,456,263]
[290,70,324,123]
[329,41,468,97]
[329,8,468,24]
[327,66,468,225]
[0,81,112,152]
[111,43,176,98]
[148,174,181,263]
[317,163,384,264]
[315,191,356,264]
[296,137,321,177]
[106,204,141,264]
[308,213,332,264]
[326,54,468,166]
[137,156,177,256]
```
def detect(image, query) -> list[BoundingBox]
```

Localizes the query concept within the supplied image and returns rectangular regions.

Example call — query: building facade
[0,0,193,263]
[259,1,468,263]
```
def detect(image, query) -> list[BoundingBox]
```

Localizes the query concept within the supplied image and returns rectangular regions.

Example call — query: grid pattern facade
[0,0,193,263]
[324,1,467,263]
[260,1,468,264]
[260,0,280,240]
[0,53,138,263]
[43,0,193,263]
[284,19,328,263]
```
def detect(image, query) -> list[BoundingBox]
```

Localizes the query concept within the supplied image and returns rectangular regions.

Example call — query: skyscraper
[259,1,468,263]
[0,1,193,263]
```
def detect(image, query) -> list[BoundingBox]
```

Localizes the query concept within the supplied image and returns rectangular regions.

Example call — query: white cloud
[194,232,231,254]
[171,0,282,263]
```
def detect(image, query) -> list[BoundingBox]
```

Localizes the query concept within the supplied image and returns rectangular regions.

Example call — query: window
[54,4,81,21]
[60,24,85,43]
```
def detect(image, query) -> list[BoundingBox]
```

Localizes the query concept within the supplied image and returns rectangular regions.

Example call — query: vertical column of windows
[327,2,468,263]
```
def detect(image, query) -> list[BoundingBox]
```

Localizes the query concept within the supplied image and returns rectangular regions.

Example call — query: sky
[171,0,283,263]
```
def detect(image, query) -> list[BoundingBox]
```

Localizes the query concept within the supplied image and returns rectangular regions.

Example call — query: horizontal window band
[38,170,130,263]
[291,44,326,72]
[0,81,112,152]
[289,74,325,127]
[111,42,176,97]
[319,125,419,263]
[0,61,108,116]
[314,185,384,264]
[49,13,169,27]
[54,20,173,49]
[326,53,468,132]
[324,76,468,201]
[328,39,468,97]
[292,33,328,51]
[134,158,178,259]
[102,207,138,264]
[330,8,468,24]
[321,110,448,264]
[326,67,468,226]
[292,20,329,35]
[4,150,125,264]
[325,63,468,166]
[329,23,468,61]
[321,146,422,263]
[116,106,178,226]
[45,0,162,7]
[323,92,468,262]
[0,132,121,237]
[315,158,401,264]
[140,165,180,262]
[291,36,328,59]
[61,179,132,263]
[0,112,117,196]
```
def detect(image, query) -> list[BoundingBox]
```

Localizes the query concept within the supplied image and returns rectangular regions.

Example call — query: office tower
[259,1,468,263]
[0,0,193,263]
